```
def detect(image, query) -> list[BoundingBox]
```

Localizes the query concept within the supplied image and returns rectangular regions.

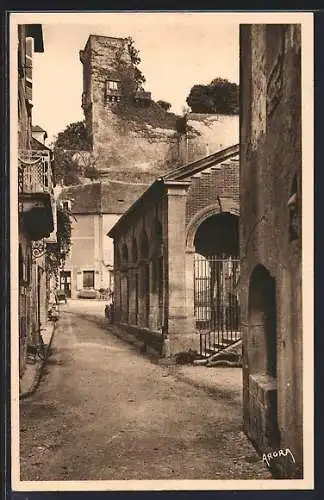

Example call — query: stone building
[79,34,238,182]
[59,180,147,299]
[18,24,56,378]
[240,24,302,478]
[66,33,239,306]
[108,144,239,355]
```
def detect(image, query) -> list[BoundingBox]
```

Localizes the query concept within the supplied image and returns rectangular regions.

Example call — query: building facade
[240,24,302,478]
[59,180,147,299]
[108,144,239,355]
[75,34,239,305]
[18,24,56,378]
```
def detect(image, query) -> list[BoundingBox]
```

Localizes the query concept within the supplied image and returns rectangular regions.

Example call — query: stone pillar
[128,265,139,326]
[138,261,149,327]
[164,181,192,354]
[149,257,161,331]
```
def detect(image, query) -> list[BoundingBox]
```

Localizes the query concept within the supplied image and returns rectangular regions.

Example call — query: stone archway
[186,198,239,249]
[185,199,240,354]
[194,212,239,258]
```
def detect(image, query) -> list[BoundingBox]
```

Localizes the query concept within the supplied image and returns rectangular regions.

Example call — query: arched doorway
[194,212,239,258]
[193,212,240,354]
[248,264,279,448]
[248,265,277,378]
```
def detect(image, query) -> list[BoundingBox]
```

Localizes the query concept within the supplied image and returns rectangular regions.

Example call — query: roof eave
[25,24,44,53]
[107,179,163,239]
[164,143,239,181]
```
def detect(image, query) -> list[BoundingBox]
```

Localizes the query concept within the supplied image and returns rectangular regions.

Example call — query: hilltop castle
[79,34,239,183]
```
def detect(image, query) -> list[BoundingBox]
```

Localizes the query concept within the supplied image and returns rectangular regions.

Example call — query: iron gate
[194,254,241,356]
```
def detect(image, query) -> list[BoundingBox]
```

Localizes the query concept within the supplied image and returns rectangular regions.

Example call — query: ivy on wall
[45,205,73,280]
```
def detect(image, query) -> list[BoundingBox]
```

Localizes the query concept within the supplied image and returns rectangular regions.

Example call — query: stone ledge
[20,320,56,399]
[249,373,277,407]
[115,322,164,354]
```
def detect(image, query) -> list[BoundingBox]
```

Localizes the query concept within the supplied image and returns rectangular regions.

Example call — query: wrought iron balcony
[106,88,121,97]
[133,90,151,100]
[18,149,53,195]
[105,88,122,104]
[133,90,151,105]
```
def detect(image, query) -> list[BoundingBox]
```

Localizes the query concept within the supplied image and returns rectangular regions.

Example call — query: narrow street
[20,300,271,481]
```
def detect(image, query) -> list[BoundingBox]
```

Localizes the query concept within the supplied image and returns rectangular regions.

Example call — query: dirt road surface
[19,300,272,481]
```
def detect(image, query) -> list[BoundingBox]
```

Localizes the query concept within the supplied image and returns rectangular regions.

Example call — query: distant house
[108,144,239,355]
[59,180,148,299]
[32,124,48,145]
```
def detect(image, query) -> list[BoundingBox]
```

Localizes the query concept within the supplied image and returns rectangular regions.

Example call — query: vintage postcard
[9,11,313,492]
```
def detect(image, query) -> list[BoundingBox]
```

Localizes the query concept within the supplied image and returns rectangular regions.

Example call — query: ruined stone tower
[79,35,180,182]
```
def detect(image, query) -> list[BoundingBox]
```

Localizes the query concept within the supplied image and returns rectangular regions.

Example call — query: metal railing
[18,150,53,195]
[194,254,241,356]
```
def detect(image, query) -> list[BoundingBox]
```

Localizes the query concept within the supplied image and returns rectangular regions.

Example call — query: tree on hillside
[157,100,172,111]
[46,204,73,280]
[52,121,99,186]
[54,120,91,150]
[186,78,239,114]
[125,37,146,91]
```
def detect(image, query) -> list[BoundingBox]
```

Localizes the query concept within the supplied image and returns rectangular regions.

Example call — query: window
[106,81,121,104]
[107,80,119,91]
[83,270,95,288]
[288,172,300,242]
[62,200,71,211]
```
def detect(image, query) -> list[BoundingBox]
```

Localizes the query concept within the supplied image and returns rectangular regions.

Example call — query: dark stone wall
[240,24,302,478]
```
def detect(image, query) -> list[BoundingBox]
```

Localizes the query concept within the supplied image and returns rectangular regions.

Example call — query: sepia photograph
[10,11,313,491]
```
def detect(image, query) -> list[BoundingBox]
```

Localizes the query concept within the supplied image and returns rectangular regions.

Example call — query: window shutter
[94,270,100,290]
[76,272,82,290]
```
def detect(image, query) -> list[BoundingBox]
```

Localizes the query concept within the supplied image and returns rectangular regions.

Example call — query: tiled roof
[31,136,51,151]
[32,125,47,133]
[108,144,240,238]
[163,143,239,181]
[60,180,148,215]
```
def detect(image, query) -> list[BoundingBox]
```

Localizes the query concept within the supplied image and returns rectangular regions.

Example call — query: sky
[29,13,239,144]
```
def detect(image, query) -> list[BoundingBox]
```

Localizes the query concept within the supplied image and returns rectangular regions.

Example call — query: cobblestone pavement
[19,300,272,481]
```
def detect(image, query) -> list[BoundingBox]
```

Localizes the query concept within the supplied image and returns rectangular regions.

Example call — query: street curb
[19,320,57,400]
[108,323,179,366]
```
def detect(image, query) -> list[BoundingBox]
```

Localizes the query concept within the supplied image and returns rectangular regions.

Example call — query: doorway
[193,212,240,355]
[60,270,72,298]
[248,264,280,448]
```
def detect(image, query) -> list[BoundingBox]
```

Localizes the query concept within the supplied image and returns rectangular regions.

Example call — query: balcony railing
[133,90,152,107]
[106,88,121,97]
[105,88,122,104]
[18,150,53,195]
[133,90,151,101]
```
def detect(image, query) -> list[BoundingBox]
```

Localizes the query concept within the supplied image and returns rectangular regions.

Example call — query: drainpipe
[185,114,189,164]
[99,178,103,289]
